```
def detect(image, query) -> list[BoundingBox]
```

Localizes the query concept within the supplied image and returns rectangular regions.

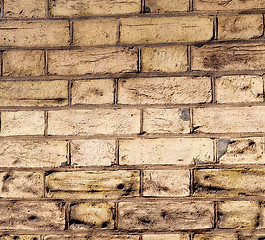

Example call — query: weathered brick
[0,201,65,230]
[259,203,265,228]
[49,0,141,17]
[0,171,43,198]
[0,236,40,240]
[119,138,213,165]
[0,80,68,107]
[193,106,265,133]
[143,170,190,197]
[0,21,69,47]
[217,201,259,229]
[193,234,238,240]
[218,15,263,40]
[141,46,188,72]
[215,75,264,103]
[73,19,118,46]
[118,77,212,104]
[70,203,114,229]
[44,236,139,240]
[48,109,140,136]
[48,48,138,75]
[120,16,213,43]
[194,0,265,11]
[46,170,140,198]
[0,140,67,168]
[192,43,265,71]
[3,51,45,76]
[119,201,214,230]
[194,169,265,197]
[71,79,114,105]
[143,108,190,134]
[144,0,189,12]
[4,0,46,18]
[143,235,189,240]
[217,137,265,164]
[0,111,44,136]
[71,140,115,166]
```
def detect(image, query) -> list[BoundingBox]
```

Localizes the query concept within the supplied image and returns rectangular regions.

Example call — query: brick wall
[0,0,265,239]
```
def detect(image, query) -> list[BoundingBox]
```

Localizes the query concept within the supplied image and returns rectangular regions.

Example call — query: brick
[143,170,190,197]
[45,170,140,198]
[118,77,212,104]
[193,234,238,240]
[0,111,44,136]
[4,0,46,18]
[0,171,43,198]
[48,48,138,75]
[194,169,265,197]
[192,43,265,71]
[259,203,265,228]
[0,140,67,168]
[0,201,65,230]
[194,0,265,11]
[0,236,40,240]
[143,235,189,240]
[193,106,265,133]
[118,201,214,230]
[0,80,68,107]
[144,0,189,12]
[215,75,264,103]
[73,19,118,46]
[44,236,139,240]
[218,15,263,40]
[141,46,188,72]
[119,138,213,165]
[48,109,140,136]
[0,21,69,47]
[49,0,141,17]
[217,137,265,164]
[120,16,213,43]
[217,201,259,229]
[71,140,115,166]
[3,51,45,76]
[70,203,114,229]
[71,79,114,105]
[143,108,190,134]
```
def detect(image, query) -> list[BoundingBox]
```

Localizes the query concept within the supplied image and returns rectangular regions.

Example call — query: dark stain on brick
[217,138,230,161]
[180,108,190,121]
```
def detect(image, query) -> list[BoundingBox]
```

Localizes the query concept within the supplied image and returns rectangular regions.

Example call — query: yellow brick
[71,140,115,166]
[120,16,213,44]
[217,201,259,229]
[4,0,46,18]
[143,108,190,134]
[141,46,188,72]
[193,234,238,240]
[193,106,265,133]
[192,43,265,71]
[49,0,141,17]
[118,77,212,104]
[145,0,189,12]
[1,111,44,136]
[119,138,213,165]
[119,201,214,230]
[73,19,118,46]
[70,203,114,229]
[0,80,68,107]
[3,51,45,76]
[46,170,140,198]
[48,109,140,136]
[218,15,263,40]
[71,79,114,105]
[259,203,265,228]
[143,170,190,197]
[0,201,65,230]
[48,48,138,75]
[194,169,265,197]
[194,0,265,11]
[216,75,264,103]
[0,171,43,198]
[0,140,67,168]
[44,236,139,240]
[0,236,41,240]
[0,21,69,47]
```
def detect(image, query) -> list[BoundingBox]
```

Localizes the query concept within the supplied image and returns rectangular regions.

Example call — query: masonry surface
[0,0,265,239]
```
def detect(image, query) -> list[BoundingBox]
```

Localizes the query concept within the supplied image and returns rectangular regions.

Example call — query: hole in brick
[117,184,125,190]
[28,215,38,221]
[144,6,151,13]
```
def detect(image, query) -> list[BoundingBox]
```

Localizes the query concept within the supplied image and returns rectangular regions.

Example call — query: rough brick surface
[144,0,189,12]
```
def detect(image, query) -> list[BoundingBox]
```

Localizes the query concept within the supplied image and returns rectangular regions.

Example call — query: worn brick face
[44,236,139,240]
[142,235,189,240]
[144,0,189,12]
